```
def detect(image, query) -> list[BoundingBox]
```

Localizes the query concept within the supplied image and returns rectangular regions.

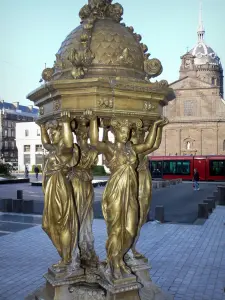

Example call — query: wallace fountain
[26,0,175,299]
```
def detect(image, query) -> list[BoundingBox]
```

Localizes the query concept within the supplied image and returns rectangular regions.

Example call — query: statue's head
[131,128,145,145]
[110,119,130,143]
[111,118,142,144]
[47,120,62,144]
[71,118,89,145]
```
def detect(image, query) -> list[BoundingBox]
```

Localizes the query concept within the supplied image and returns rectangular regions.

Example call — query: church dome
[41,0,163,83]
[190,41,221,66]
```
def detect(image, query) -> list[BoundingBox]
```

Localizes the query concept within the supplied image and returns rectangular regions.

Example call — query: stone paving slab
[1,207,225,300]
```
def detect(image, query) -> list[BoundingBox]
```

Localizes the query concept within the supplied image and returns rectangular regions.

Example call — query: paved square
[0,206,225,299]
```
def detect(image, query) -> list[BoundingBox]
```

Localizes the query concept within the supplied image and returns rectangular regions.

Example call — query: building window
[212,78,215,85]
[11,141,15,149]
[11,129,15,137]
[37,129,40,136]
[24,145,30,152]
[8,129,11,137]
[10,153,14,157]
[184,100,194,116]
[4,129,8,137]
[35,154,43,165]
[25,129,29,137]
[4,120,7,127]
[35,144,42,152]
[4,141,8,149]
[24,154,30,165]
[8,121,11,127]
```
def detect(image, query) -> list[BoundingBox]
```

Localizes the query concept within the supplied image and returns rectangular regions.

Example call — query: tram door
[193,157,206,180]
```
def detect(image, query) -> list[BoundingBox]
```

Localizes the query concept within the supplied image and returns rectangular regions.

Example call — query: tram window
[150,161,162,177]
[209,160,225,176]
[163,160,190,175]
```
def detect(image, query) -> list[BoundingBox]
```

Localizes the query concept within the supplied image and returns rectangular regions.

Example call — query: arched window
[25,129,29,137]
[212,77,215,85]
[186,141,191,150]
[223,140,225,151]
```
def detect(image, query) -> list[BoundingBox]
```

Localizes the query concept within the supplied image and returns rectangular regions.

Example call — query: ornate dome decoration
[41,0,163,82]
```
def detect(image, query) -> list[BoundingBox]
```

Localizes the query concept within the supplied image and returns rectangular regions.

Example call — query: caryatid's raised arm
[61,111,73,150]
[84,111,113,160]
[144,117,169,155]
[39,122,53,151]
[133,117,166,154]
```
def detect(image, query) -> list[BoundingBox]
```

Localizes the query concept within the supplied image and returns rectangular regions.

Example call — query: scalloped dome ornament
[41,0,163,83]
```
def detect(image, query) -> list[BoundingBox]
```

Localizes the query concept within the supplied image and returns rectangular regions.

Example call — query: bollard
[13,199,23,213]
[217,186,225,205]
[152,182,157,189]
[198,203,208,219]
[166,180,170,187]
[203,200,213,213]
[206,197,216,208]
[22,200,34,214]
[17,190,23,200]
[2,199,13,212]
[155,206,164,223]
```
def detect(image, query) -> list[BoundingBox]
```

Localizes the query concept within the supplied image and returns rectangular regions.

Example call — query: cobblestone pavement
[1,207,225,300]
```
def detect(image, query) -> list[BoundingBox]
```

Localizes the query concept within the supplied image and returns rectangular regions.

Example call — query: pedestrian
[34,165,39,180]
[193,168,200,191]
[25,166,29,179]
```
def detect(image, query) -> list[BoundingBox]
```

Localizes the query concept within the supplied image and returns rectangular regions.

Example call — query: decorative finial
[79,0,123,23]
[197,1,205,42]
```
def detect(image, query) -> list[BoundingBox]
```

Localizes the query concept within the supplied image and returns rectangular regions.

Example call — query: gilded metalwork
[97,97,114,109]
[53,99,61,111]
[26,0,175,299]
[41,67,54,82]
[40,111,79,269]
[86,112,165,279]
[68,117,99,267]
[39,106,44,115]
[130,118,169,259]
[143,101,156,111]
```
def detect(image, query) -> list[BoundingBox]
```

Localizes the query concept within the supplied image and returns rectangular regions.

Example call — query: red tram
[149,155,225,181]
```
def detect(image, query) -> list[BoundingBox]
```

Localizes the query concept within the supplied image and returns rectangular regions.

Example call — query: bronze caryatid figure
[40,111,79,269]
[86,110,165,279]
[130,117,169,259]
[69,117,99,268]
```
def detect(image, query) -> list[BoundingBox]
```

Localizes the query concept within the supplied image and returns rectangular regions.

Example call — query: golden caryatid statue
[69,117,99,267]
[87,112,165,279]
[40,112,79,269]
[130,118,169,259]
[26,0,175,299]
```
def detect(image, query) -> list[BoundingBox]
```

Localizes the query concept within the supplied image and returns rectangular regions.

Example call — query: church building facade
[154,6,225,156]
